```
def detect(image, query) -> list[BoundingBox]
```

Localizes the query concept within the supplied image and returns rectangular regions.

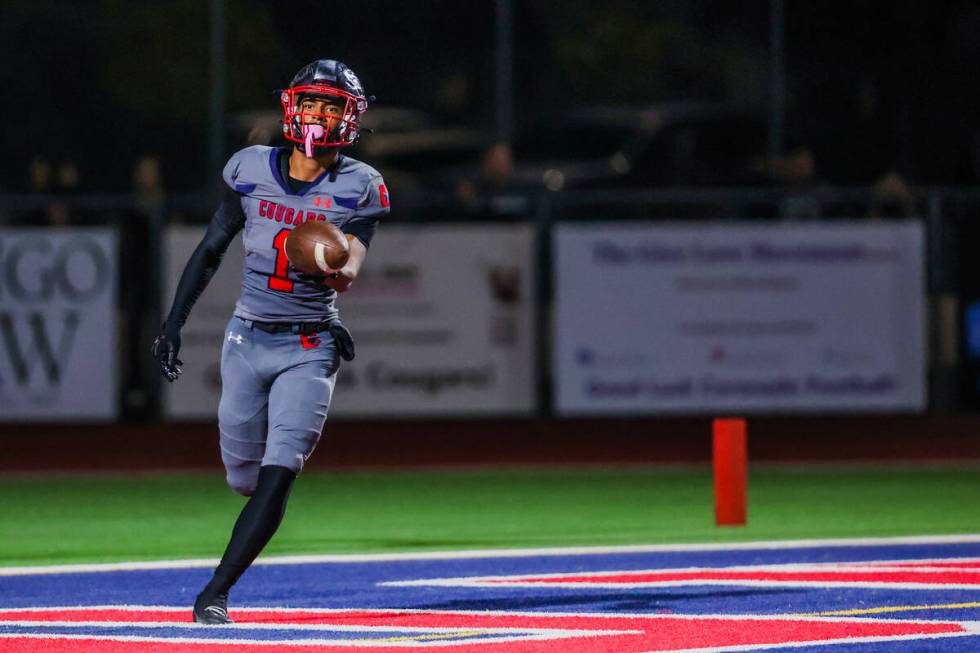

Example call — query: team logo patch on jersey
[300,333,321,349]
[379,184,390,208]
[0,606,973,652]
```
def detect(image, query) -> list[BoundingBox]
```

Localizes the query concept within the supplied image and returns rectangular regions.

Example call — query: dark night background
[3,0,980,193]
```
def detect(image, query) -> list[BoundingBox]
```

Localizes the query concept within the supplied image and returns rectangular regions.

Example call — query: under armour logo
[227,332,243,344]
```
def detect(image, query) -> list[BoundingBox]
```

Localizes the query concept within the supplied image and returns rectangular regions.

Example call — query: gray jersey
[222,145,389,323]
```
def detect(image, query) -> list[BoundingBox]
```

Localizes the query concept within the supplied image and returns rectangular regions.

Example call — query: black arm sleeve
[341,217,378,249]
[163,188,245,329]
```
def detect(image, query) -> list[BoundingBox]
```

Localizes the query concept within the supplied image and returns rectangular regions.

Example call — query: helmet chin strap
[301,123,326,158]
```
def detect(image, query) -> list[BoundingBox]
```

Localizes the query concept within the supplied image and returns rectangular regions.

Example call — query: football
[285,221,350,275]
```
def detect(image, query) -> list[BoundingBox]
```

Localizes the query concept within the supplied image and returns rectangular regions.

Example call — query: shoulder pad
[222,145,274,193]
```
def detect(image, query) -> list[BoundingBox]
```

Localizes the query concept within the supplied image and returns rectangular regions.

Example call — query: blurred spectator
[455,142,528,218]
[133,155,165,215]
[482,142,514,189]
[772,146,823,220]
[24,155,73,226]
[57,160,80,194]
[53,159,83,224]
[867,169,917,219]
[27,156,53,193]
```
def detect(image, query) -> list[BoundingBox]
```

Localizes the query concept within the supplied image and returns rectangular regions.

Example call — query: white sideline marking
[0,619,636,636]
[653,632,979,653]
[390,579,980,591]
[2,534,980,577]
[3,604,976,625]
[1,628,976,652]
[384,555,980,590]
[0,632,594,648]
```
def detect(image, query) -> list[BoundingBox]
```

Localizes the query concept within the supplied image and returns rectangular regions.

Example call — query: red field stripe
[0,640,492,653]
[0,639,644,653]
[486,569,980,585]
[0,609,186,623]
[0,613,968,653]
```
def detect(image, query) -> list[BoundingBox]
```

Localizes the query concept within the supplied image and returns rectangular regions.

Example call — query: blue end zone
[3,538,980,652]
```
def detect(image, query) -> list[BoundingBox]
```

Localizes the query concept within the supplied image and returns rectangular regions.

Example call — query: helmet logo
[342,68,363,94]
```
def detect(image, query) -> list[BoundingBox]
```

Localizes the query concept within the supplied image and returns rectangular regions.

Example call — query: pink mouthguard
[302,123,325,158]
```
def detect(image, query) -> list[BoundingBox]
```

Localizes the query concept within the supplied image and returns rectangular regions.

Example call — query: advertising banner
[163,224,536,419]
[0,228,118,421]
[334,225,536,417]
[554,221,926,415]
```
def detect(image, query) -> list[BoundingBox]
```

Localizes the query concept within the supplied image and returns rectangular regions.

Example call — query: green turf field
[1,465,978,566]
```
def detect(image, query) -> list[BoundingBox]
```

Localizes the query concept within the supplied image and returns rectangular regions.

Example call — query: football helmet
[280,59,369,153]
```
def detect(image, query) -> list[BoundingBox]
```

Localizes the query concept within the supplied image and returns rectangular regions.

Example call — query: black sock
[201,464,296,597]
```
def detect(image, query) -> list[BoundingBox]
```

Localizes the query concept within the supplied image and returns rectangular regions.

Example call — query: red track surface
[3,416,980,471]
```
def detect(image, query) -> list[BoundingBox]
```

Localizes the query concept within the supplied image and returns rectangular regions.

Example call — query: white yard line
[1,534,980,577]
[2,605,978,625]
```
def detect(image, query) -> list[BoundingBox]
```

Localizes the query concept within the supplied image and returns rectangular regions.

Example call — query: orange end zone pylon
[713,417,747,526]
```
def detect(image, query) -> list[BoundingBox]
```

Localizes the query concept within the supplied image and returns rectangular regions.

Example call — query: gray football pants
[217,316,339,496]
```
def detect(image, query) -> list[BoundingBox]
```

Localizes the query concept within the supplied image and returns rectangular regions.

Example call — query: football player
[152,59,389,624]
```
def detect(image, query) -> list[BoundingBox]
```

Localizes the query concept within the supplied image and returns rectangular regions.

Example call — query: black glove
[151,322,183,382]
[327,320,355,361]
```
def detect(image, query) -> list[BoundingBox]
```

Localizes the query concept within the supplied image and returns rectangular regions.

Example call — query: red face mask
[280,84,367,152]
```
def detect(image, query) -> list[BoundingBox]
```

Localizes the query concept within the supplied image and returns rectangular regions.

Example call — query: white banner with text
[0,228,118,421]
[554,221,926,415]
[163,224,536,419]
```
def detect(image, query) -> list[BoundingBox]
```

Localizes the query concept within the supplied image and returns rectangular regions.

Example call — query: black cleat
[193,591,233,624]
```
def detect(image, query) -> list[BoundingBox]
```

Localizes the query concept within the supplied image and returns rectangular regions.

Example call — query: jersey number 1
[269,228,293,292]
